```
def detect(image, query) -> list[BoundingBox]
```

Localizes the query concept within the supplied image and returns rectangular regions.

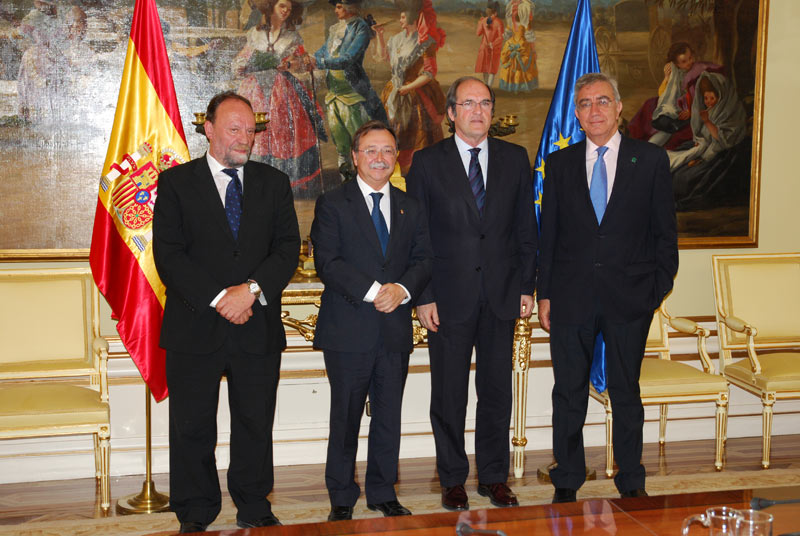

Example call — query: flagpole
[116,386,170,514]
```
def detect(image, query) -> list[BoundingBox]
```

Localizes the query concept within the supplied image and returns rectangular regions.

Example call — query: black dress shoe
[235,512,282,528]
[620,488,648,498]
[478,483,519,507]
[552,488,577,503]
[179,521,208,533]
[328,505,354,521]
[367,500,412,516]
[441,485,469,511]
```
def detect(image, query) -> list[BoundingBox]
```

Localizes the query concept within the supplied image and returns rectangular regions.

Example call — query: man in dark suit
[311,120,432,521]
[153,92,300,533]
[405,76,537,511]
[537,73,678,503]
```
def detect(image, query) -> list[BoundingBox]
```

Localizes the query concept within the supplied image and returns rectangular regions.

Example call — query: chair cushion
[0,384,109,431]
[639,359,728,397]
[724,353,800,392]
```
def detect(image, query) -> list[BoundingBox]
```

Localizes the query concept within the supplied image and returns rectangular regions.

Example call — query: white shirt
[206,153,267,307]
[207,152,246,206]
[356,175,410,305]
[585,131,621,202]
[454,133,489,187]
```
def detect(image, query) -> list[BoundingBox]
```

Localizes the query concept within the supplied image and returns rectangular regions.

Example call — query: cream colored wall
[668,0,800,316]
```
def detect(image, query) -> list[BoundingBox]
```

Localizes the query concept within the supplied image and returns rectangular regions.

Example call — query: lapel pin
[400,209,404,215]
[631,157,637,163]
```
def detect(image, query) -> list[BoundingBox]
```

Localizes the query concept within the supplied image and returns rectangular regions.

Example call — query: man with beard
[154,91,300,533]
[311,120,432,521]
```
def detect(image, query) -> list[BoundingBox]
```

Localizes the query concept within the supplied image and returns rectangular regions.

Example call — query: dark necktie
[222,168,242,240]
[468,147,486,216]
[589,146,609,224]
[370,192,389,256]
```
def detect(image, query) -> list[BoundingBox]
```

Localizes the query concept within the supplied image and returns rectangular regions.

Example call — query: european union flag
[534,0,608,393]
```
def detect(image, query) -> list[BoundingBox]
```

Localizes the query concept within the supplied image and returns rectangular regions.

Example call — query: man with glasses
[537,72,678,503]
[311,120,432,521]
[406,76,537,511]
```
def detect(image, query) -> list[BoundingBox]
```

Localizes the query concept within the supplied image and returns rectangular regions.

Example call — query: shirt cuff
[396,283,411,304]
[210,289,227,307]
[363,281,381,302]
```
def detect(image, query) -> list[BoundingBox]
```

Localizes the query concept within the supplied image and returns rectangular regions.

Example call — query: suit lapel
[568,141,597,226]
[604,136,635,221]
[238,161,264,245]
[385,186,406,261]
[193,156,235,241]
[344,180,384,258]
[442,137,482,221]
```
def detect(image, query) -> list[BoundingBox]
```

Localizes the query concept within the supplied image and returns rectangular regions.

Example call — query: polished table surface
[194,487,799,535]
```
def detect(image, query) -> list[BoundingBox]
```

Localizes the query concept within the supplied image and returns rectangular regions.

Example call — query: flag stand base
[116,386,171,515]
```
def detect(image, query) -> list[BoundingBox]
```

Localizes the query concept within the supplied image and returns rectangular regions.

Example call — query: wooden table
[199,487,799,535]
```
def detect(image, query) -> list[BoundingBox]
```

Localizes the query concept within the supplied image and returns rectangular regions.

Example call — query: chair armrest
[93,337,110,357]
[93,337,109,403]
[669,316,715,373]
[723,315,755,335]
[722,316,761,374]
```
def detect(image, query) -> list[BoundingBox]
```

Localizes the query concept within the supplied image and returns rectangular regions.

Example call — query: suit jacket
[153,156,300,355]
[537,135,678,324]
[311,180,432,354]
[314,17,388,123]
[405,136,537,323]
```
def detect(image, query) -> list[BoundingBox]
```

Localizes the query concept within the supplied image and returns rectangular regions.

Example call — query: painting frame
[673,0,767,249]
[0,0,769,260]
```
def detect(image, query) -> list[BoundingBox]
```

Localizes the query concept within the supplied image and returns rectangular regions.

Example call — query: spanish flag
[89,0,189,402]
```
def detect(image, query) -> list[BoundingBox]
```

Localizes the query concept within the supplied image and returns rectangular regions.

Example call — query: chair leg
[761,394,775,469]
[605,401,614,478]
[714,396,728,471]
[659,404,668,446]
[98,427,111,511]
[93,434,101,480]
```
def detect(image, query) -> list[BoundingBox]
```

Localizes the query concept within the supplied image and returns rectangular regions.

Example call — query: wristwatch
[247,279,262,300]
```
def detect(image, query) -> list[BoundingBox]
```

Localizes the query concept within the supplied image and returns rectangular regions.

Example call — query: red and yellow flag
[89,0,189,402]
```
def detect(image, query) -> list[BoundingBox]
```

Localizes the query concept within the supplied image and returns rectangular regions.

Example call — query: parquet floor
[0,434,797,528]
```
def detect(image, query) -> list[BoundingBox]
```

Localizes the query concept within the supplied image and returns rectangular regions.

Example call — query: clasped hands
[373,283,406,313]
[216,283,256,325]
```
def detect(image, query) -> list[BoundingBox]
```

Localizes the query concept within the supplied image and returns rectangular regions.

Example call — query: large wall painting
[0,0,766,259]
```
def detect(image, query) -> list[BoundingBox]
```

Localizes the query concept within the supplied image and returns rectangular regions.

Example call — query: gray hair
[573,72,621,105]
[445,76,495,128]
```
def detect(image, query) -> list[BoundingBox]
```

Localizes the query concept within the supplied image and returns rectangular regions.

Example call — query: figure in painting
[374,0,446,174]
[627,42,723,150]
[234,0,327,196]
[16,0,61,122]
[669,71,749,210]
[313,0,388,175]
[474,1,503,88]
[498,0,538,93]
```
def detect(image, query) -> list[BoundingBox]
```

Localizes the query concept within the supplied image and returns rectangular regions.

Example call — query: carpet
[3,468,799,536]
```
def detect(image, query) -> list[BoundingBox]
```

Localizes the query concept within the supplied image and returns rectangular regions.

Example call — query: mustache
[369,161,391,170]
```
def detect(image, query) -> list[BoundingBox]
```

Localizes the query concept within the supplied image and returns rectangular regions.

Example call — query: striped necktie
[468,147,486,216]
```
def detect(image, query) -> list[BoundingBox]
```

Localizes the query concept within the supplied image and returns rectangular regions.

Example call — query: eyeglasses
[357,147,397,159]
[576,96,615,110]
[455,99,493,111]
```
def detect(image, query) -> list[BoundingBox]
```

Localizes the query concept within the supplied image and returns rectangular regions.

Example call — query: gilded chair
[712,253,800,469]
[589,302,729,477]
[0,268,111,510]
